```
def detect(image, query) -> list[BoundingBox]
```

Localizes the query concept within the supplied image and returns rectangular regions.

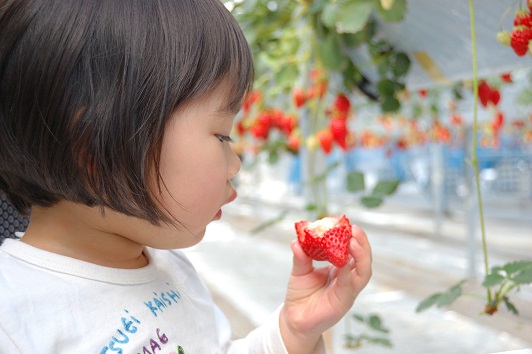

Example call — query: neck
[21,201,149,269]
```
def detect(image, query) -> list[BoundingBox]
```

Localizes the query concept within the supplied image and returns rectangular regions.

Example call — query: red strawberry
[450,114,463,126]
[257,111,272,128]
[293,88,308,108]
[500,73,512,83]
[510,26,532,56]
[250,122,269,140]
[242,91,261,113]
[492,111,505,131]
[277,114,295,136]
[514,9,532,27]
[316,129,334,154]
[329,117,348,150]
[490,88,501,106]
[235,120,246,136]
[295,215,352,267]
[478,81,491,107]
[334,93,351,114]
[287,133,300,153]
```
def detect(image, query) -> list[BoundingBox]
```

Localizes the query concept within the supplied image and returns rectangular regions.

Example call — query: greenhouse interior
[1,0,531,353]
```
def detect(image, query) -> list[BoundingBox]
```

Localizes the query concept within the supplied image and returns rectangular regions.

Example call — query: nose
[228,145,242,180]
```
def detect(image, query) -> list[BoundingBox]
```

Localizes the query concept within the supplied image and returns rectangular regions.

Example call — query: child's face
[154,83,242,244]
[99,83,241,250]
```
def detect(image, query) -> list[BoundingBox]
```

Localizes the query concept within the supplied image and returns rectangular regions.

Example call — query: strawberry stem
[469,0,492,303]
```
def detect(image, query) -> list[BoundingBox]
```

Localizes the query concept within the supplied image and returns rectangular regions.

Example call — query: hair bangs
[171,0,254,113]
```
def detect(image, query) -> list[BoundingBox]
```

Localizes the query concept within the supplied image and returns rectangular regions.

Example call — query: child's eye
[216,134,235,143]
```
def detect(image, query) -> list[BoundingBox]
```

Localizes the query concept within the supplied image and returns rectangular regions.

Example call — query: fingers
[351,224,371,262]
[349,225,372,288]
[290,239,314,276]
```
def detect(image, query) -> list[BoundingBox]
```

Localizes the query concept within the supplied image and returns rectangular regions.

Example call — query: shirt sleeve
[217,305,327,354]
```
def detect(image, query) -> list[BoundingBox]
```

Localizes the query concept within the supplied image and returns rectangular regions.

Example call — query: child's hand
[279,225,372,354]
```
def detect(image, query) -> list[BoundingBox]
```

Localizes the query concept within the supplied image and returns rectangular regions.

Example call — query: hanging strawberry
[316,129,334,154]
[250,123,269,140]
[510,26,532,56]
[500,72,513,83]
[478,81,491,107]
[514,9,532,27]
[490,88,501,106]
[292,88,308,108]
[333,93,351,118]
[450,114,463,126]
[276,113,296,136]
[242,90,262,114]
[478,81,501,107]
[329,117,348,150]
[287,131,301,154]
[492,111,505,132]
[497,5,532,58]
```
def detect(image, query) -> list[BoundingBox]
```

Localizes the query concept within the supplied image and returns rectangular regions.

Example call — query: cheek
[158,147,227,212]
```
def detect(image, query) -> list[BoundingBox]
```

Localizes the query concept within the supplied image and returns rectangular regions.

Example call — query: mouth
[214,190,237,221]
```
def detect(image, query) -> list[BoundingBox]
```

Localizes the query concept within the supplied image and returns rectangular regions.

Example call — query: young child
[0,0,372,353]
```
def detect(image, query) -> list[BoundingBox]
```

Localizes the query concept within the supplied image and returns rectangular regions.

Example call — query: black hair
[0,0,254,224]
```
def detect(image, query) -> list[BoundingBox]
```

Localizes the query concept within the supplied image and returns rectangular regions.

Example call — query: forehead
[204,80,243,117]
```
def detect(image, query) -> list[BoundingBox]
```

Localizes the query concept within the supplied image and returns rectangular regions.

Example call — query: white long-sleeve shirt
[0,238,325,354]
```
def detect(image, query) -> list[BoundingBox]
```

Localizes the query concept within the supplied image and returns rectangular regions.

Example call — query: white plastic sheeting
[369,0,532,90]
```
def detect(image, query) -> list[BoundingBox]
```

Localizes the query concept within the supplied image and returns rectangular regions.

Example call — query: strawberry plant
[417,0,532,316]
[231,0,409,216]
[344,313,392,349]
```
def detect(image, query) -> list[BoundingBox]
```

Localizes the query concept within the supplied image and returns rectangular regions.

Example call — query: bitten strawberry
[295,214,353,267]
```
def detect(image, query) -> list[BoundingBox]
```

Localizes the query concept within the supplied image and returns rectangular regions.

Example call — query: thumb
[290,239,314,276]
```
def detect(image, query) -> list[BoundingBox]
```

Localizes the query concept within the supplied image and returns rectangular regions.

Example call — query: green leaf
[318,34,344,70]
[392,52,410,77]
[512,268,532,284]
[376,79,396,96]
[321,3,338,29]
[335,0,374,34]
[360,334,393,347]
[376,0,407,22]
[361,195,383,208]
[275,64,299,91]
[517,88,532,105]
[482,272,504,287]
[368,314,389,333]
[308,0,326,13]
[352,313,365,322]
[503,297,519,316]
[381,96,400,112]
[372,179,400,196]
[436,283,462,307]
[503,261,532,276]
[305,203,318,211]
[347,171,365,192]
[416,293,441,313]
[416,280,465,312]
[268,149,280,164]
